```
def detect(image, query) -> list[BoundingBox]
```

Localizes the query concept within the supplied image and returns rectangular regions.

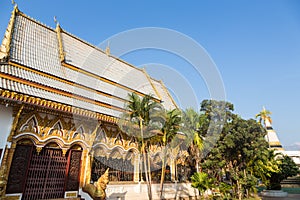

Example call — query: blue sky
[1,0,300,148]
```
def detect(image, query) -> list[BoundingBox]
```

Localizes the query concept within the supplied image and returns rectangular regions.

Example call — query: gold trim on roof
[1,6,163,112]
[0,72,125,113]
[269,141,282,146]
[61,30,145,73]
[1,7,161,103]
[55,24,65,62]
[18,10,54,32]
[160,80,178,109]
[0,5,18,60]
[61,62,161,103]
[59,30,161,102]
[0,89,118,123]
[8,61,128,103]
[142,68,162,100]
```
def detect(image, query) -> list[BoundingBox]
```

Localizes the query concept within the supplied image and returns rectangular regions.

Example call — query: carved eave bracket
[7,104,24,142]
[88,122,102,146]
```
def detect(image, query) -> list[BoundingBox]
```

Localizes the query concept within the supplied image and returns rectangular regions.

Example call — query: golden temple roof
[0,6,177,121]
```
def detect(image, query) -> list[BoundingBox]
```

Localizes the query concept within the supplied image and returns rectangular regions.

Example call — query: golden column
[80,149,89,188]
[133,153,140,182]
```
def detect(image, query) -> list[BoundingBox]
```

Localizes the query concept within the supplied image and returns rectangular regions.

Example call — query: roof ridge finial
[11,0,18,12]
[105,41,110,56]
[54,16,60,27]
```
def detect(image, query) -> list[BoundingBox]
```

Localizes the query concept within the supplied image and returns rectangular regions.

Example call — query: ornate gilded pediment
[71,126,85,140]
[114,133,123,146]
[95,127,107,143]
[48,120,64,136]
[20,115,39,134]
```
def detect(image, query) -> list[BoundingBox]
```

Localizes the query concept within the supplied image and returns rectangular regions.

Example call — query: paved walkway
[262,194,300,200]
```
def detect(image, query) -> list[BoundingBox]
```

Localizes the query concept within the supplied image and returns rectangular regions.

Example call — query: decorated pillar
[1,142,18,198]
[134,153,140,182]
[0,146,9,198]
[5,143,16,181]
[80,149,88,188]
[85,150,93,185]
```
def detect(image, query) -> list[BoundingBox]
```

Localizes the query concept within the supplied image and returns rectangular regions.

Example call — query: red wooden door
[22,148,67,200]
[65,150,82,191]
[7,145,82,200]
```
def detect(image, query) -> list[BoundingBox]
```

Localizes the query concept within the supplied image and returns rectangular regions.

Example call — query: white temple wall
[80,182,199,200]
[0,104,13,164]
[282,151,300,166]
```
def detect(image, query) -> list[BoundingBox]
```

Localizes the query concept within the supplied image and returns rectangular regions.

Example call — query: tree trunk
[147,151,153,199]
[159,146,166,199]
[243,169,249,198]
[142,143,152,200]
[237,179,242,200]
[140,119,152,200]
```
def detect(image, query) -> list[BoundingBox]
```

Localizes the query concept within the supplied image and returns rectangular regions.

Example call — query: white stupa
[264,117,284,151]
[259,108,300,168]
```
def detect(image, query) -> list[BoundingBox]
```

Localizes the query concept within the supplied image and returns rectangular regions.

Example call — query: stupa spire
[256,107,284,151]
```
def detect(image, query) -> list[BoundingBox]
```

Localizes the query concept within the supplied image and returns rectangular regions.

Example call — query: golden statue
[83,168,109,200]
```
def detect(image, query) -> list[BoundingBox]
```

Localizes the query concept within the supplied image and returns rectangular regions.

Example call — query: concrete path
[262,194,300,200]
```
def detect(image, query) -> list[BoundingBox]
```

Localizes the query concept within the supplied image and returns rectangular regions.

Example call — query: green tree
[267,155,300,190]
[248,149,280,188]
[182,108,204,173]
[201,102,269,199]
[199,100,234,158]
[156,109,182,199]
[223,117,268,199]
[191,172,214,199]
[121,92,162,200]
[200,99,234,123]
[217,182,232,199]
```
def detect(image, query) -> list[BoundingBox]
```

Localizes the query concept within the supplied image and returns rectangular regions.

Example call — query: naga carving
[83,168,109,200]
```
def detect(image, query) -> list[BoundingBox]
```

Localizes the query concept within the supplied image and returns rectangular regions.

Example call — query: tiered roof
[0,6,177,123]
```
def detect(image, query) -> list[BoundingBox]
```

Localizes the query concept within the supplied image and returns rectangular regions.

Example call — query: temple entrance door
[6,144,82,200]
[22,147,68,200]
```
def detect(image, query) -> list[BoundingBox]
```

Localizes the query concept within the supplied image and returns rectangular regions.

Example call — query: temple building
[0,6,196,200]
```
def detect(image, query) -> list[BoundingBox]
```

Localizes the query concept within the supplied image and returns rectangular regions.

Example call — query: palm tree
[158,109,182,199]
[255,107,272,127]
[122,92,161,200]
[182,108,204,172]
